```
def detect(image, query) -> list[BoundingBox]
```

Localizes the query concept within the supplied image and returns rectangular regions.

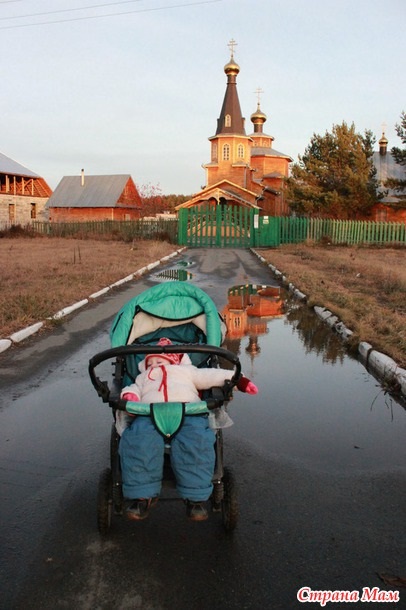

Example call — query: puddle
[219,284,406,474]
[151,259,194,282]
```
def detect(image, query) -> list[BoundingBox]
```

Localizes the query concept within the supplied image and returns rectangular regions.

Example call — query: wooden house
[0,152,52,225]
[46,172,142,222]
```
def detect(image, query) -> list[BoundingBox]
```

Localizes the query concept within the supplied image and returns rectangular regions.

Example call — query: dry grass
[0,236,177,338]
[259,243,406,368]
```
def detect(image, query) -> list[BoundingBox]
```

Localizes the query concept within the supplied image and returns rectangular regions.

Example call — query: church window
[237,144,244,159]
[212,142,218,161]
[222,144,230,161]
[225,114,231,127]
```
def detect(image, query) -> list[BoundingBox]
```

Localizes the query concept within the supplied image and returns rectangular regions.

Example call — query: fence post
[178,209,188,245]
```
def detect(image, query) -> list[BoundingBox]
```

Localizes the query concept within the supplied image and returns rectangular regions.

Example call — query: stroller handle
[88,343,242,407]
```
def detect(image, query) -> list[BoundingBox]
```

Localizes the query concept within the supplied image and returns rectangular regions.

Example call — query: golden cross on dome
[255,87,264,106]
[228,38,237,58]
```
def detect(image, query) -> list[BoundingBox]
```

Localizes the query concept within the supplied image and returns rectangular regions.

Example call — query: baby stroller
[89,281,242,534]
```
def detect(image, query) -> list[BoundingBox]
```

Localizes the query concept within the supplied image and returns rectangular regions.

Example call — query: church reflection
[221,283,349,368]
[222,283,284,362]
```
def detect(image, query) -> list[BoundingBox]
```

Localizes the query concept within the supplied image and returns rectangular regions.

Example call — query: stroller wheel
[97,468,113,535]
[221,466,239,532]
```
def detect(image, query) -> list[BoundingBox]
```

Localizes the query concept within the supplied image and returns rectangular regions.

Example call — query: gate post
[251,210,259,247]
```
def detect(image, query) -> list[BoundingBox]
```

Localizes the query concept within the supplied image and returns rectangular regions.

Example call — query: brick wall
[49,207,141,222]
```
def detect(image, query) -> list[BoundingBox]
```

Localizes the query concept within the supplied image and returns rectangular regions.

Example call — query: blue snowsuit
[118,354,234,502]
[119,415,216,501]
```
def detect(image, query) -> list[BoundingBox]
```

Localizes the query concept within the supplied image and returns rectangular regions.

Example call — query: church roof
[0,151,40,178]
[176,180,260,210]
[251,147,293,161]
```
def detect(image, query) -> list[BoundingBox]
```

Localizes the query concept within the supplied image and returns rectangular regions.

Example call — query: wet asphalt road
[0,248,404,610]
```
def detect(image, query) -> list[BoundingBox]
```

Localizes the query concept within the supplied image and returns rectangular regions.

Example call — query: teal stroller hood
[110,281,226,349]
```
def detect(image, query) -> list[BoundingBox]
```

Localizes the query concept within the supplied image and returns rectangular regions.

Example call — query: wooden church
[177,41,292,216]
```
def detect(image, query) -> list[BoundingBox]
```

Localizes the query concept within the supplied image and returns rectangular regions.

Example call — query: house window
[31,203,36,219]
[237,144,244,159]
[222,144,230,161]
[8,204,15,223]
[225,114,231,127]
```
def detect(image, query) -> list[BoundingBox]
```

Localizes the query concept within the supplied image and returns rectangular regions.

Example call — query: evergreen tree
[287,122,380,218]
[386,111,406,200]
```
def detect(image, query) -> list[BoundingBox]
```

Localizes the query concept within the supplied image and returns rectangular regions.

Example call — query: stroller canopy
[110,282,225,348]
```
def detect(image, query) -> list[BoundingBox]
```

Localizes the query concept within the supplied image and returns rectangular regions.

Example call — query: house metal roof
[373,151,406,202]
[0,151,40,178]
[47,174,133,208]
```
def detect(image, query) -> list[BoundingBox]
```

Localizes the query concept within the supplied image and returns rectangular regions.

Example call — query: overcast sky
[1,0,405,194]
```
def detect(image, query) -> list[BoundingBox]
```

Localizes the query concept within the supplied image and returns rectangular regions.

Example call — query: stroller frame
[89,343,241,534]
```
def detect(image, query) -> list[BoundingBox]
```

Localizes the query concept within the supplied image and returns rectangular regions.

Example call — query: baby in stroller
[89,281,258,529]
[118,337,257,521]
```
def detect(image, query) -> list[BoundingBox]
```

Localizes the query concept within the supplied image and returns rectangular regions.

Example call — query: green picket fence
[30,218,178,243]
[278,217,406,245]
[3,215,405,247]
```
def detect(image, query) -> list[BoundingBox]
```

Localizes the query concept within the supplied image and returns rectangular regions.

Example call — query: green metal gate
[178,205,281,248]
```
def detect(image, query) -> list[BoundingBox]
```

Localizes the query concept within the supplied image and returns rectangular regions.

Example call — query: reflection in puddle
[284,298,348,365]
[220,283,406,474]
[222,284,283,348]
[155,268,193,282]
[151,259,194,283]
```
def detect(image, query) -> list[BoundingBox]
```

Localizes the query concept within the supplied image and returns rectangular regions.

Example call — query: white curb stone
[314,306,332,322]
[0,339,12,353]
[52,299,89,320]
[326,314,340,328]
[396,369,406,396]
[89,286,111,299]
[293,288,307,301]
[335,321,353,340]
[109,274,135,288]
[10,322,44,343]
[146,261,160,271]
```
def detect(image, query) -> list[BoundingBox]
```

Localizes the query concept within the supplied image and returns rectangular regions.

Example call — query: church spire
[215,39,246,136]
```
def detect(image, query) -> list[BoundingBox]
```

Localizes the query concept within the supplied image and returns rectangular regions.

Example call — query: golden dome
[251,103,267,123]
[224,57,240,75]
